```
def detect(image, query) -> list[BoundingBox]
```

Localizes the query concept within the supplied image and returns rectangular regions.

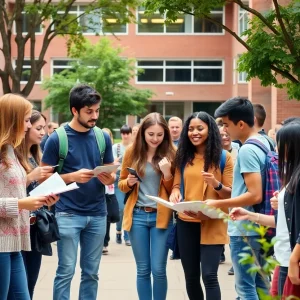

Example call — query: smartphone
[126,167,142,182]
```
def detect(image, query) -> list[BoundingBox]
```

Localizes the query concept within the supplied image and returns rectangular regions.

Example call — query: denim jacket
[284,180,300,250]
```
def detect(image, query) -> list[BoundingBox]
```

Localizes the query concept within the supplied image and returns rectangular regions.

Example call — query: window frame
[238,3,249,37]
[136,59,224,85]
[51,59,76,76]
[54,5,128,35]
[136,7,225,35]
[14,11,43,35]
[13,59,43,84]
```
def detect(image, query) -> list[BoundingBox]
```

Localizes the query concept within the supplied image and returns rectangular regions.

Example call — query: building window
[137,101,184,122]
[238,4,249,36]
[56,6,127,34]
[238,71,247,83]
[14,60,42,83]
[137,7,223,34]
[237,55,248,83]
[21,13,42,33]
[30,100,42,112]
[52,59,74,75]
[137,60,223,83]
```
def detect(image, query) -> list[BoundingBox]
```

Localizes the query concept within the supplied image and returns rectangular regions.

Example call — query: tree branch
[270,65,299,84]
[231,0,281,36]
[272,0,295,56]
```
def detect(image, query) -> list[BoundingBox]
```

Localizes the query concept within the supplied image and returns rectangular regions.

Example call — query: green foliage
[43,38,153,129]
[0,0,141,96]
[143,0,300,100]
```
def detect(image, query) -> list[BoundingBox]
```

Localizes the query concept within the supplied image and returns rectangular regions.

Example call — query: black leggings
[177,218,223,300]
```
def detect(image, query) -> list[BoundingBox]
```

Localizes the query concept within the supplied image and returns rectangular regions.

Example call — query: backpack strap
[220,150,226,175]
[93,127,106,166]
[55,126,68,174]
[245,139,269,155]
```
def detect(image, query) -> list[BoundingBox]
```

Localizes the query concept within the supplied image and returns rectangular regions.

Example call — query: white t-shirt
[274,187,291,267]
[105,184,114,195]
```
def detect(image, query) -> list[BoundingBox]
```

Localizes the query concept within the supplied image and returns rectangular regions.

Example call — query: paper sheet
[93,165,119,177]
[29,172,79,196]
[146,195,227,219]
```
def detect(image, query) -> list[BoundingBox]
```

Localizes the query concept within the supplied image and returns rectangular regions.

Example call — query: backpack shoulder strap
[245,139,269,155]
[55,126,68,174]
[93,127,106,165]
[220,150,226,174]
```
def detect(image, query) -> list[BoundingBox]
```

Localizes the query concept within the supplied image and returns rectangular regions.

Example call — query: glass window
[138,8,164,33]
[194,69,222,82]
[19,60,42,82]
[137,60,223,83]
[165,102,184,121]
[30,100,42,111]
[138,69,164,82]
[194,13,223,33]
[166,69,191,82]
[137,102,164,123]
[238,4,249,36]
[52,59,74,75]
[22,13,42,33]
[56,6,127,34]
[137,8,223,34]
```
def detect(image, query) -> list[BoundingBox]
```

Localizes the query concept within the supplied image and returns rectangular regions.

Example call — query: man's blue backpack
[244,139,280,239]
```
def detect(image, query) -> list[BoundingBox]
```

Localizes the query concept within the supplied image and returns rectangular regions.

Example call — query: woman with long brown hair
[118,113,176,300]
[0,94,58,299]
[17,110,54,299]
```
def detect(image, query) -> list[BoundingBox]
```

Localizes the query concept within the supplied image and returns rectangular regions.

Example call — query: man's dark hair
[282,117,300,126]
[214,97,254,127]
[253,104,266,127]
[69,84,101,115]
[120,124,132,134]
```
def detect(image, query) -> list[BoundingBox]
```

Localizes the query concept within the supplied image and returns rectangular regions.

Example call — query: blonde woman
[0,94,58,299]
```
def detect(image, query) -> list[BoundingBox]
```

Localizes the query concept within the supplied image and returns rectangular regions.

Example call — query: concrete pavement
[34,228,236,300]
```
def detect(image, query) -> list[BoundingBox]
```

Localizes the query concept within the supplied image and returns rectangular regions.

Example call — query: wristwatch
[214,182,223,191]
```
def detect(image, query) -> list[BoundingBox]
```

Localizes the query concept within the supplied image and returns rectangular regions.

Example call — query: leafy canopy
[143,0,300,100]
[43,38,153,129]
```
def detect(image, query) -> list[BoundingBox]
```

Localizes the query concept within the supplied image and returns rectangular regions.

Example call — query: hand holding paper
[146,195,227,219]
[93,165,119,177]
[29,172,79,197]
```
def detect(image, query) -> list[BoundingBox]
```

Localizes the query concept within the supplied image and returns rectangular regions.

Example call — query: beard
[77,116,97,129]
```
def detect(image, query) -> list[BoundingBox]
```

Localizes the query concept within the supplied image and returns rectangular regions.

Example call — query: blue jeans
[114,185,129,241]
[230,236,270,300]
[0,252,30,300]
[53,213,106,300]
[129,208,172,300]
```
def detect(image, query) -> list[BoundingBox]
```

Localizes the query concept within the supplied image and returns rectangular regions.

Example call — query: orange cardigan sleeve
[118,147,133,194]
[172,167,181,191]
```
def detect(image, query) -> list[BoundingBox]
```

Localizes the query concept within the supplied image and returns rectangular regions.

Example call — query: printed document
[29,172,79,196]
[93,165,119,177]
[146,195,227,219]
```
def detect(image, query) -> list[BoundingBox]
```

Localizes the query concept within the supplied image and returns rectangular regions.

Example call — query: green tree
[143,0,300,100]
[0,0,139,96]
[43,38,153,129]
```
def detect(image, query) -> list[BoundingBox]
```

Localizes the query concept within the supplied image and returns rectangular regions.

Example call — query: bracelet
[255,213,260,224]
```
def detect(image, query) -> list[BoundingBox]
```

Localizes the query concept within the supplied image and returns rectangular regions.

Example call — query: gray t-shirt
[228,135,270,237]
[136,163,160,208]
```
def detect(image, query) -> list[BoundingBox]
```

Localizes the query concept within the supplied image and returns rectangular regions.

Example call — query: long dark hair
[277,122,300,193]
[175,111,222,171]
[17,110,46,171]
[131,112,176,177]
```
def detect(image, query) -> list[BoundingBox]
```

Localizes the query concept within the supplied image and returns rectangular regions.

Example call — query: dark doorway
[193,102,223,117]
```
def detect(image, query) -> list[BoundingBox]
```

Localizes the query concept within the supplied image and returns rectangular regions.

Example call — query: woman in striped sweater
[0,94,58,300]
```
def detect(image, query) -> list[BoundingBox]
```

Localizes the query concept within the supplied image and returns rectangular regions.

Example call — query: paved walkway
[34,228,236,300]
